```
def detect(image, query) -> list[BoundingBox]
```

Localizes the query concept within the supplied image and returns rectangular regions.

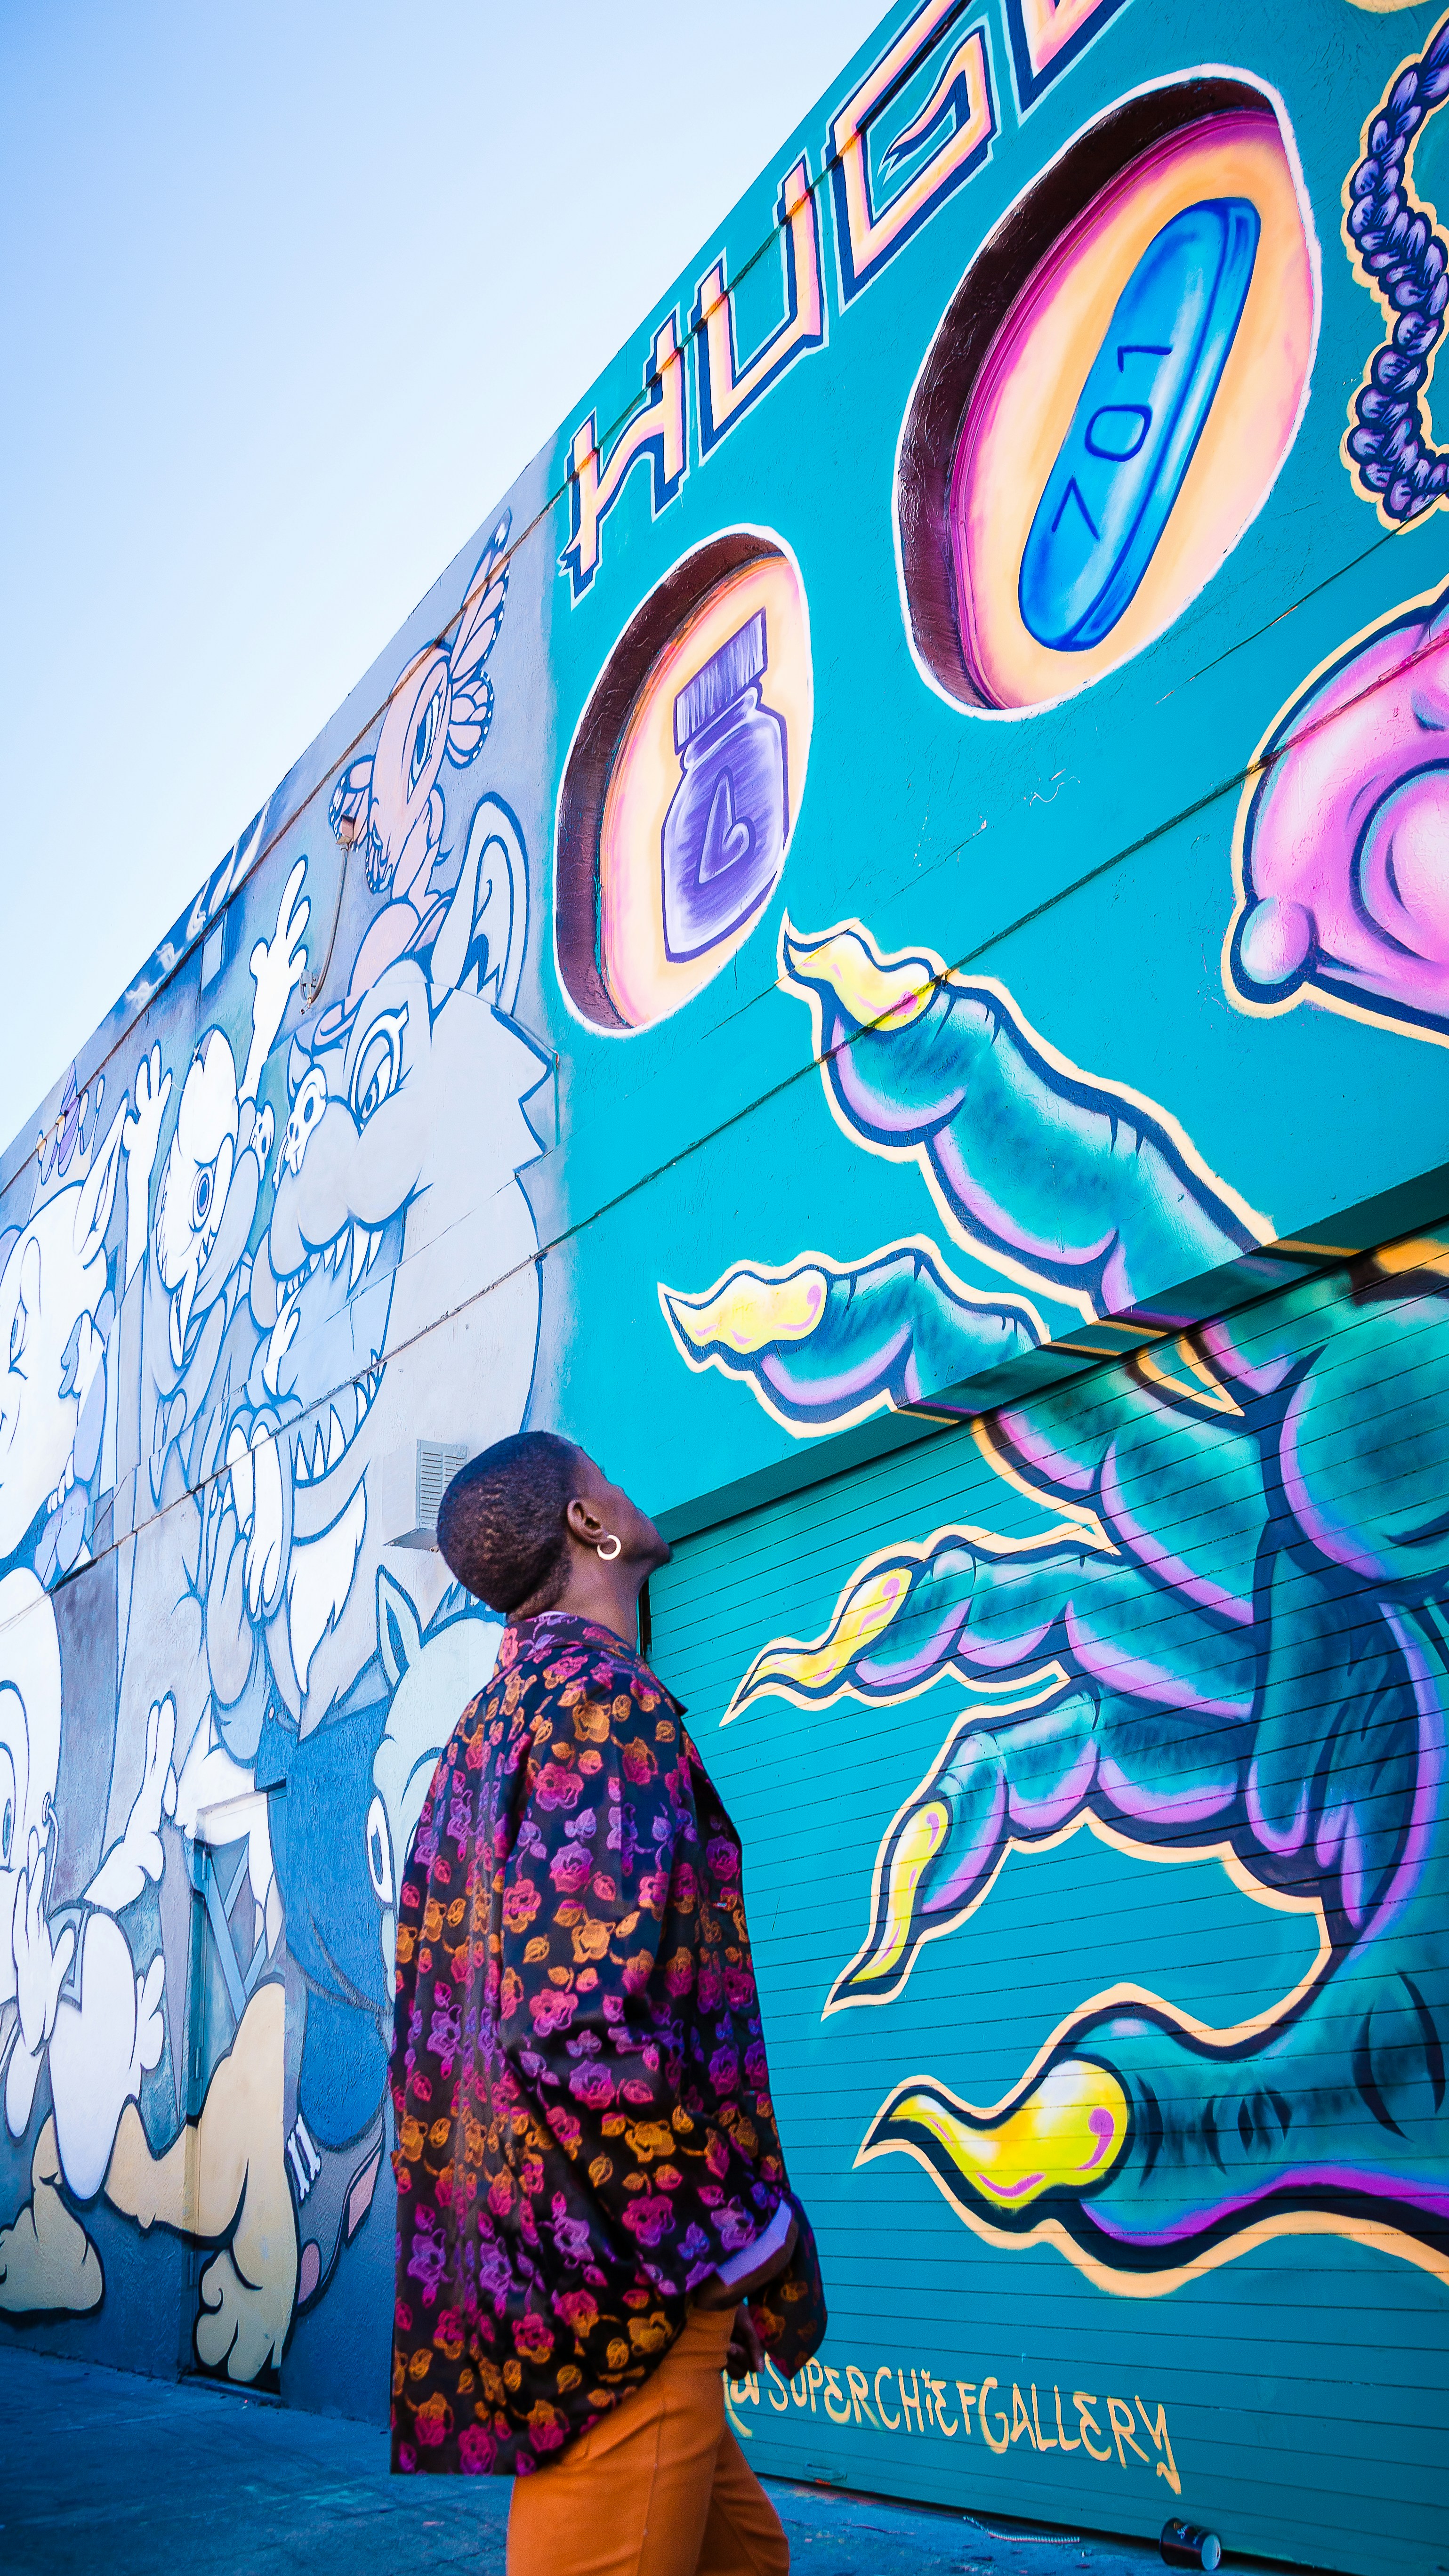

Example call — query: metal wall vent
[201,904,235,990]
[391,1440,469,1550]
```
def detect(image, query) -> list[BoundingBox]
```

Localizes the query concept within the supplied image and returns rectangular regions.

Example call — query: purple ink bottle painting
[661,609,788,962]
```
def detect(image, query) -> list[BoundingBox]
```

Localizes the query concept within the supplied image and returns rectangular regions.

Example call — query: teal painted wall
[1,4,1448,2568]
[647,1253,1449,2576]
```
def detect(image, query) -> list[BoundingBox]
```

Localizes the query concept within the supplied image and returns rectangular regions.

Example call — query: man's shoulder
[512,1614,681,1715]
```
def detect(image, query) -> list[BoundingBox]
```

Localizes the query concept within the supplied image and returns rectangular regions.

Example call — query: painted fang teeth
[289,1221,387,1298]
[292,1358,385,1486]
[348,1223,385,1289]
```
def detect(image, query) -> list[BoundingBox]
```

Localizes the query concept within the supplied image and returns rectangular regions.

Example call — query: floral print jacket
[389,1610,826,2475]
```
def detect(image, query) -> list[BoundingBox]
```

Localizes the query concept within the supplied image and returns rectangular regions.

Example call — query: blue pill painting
[915,99,1314,713]
[1019,198,1260,652]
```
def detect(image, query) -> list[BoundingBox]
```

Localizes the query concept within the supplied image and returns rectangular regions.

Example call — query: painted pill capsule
[1019,196,1261,653]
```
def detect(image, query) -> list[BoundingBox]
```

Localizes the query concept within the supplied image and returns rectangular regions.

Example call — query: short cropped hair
[436,1431,581,1615]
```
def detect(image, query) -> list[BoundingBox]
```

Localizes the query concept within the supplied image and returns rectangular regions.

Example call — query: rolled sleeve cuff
[712,2196,794,2291]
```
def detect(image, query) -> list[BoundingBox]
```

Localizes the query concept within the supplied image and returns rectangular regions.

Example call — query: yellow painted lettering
[560,316,687,598]
[933,2376,959,2437]
[956,2381,978,2438]
[980,2376,1010,2453]
[1135,2397,1182,2496]
[846,2365,877,2427]
[804,2356,826,2413]
[875,2364,902,2430]
[829,0,996,303]
[1054,2386,1080,2452]
[1031,2384,1056,2449]
[1012,0,1122,86]
[899,2367,925,2431]
[694,155,825,452]
[1107,2395,1149,2469]
[1010,2382,1037,2447]
[822,2364,853,2426]
[765,2355,790,2413]
[1073,2391,1111,2462]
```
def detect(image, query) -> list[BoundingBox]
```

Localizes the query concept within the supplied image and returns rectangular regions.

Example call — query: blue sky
[0,0,882,1139]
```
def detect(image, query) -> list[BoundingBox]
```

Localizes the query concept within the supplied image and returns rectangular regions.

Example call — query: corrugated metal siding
[644,1253,1449,2576]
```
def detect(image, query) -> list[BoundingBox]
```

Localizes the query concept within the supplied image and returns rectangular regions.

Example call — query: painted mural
[707,1178,1449,2294]
[1226,577,1449,1043]
[5,0,1449,2561]
[0,534,543,2378]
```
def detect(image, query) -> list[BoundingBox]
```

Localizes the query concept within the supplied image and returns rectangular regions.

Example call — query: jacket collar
[509,1610,684,1714]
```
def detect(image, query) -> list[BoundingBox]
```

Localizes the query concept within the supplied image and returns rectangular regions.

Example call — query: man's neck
[531,1565,644,1646]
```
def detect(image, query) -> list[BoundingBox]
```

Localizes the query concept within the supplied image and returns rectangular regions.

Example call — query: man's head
[436,1433,668,1618]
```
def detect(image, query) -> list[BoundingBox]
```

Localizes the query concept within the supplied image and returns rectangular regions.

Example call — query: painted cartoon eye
[366,1793,394,1905]
[409,679,447,791]
[8,1293,28,1377]
[349,1006,409,1130]
[0,1745,16,1869]
[191,1159,218,1232]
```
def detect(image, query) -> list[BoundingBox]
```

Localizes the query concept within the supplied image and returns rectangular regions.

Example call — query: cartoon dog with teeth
[198,793,544,1752]
[112,789,549,2360]
[0,531,545,2378]
[109,857,313,1865]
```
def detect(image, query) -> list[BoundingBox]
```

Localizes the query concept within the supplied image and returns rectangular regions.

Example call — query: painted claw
[726,1556,917,1717]
[779,913,1262,1317]
[826,1685,1095,2008]
[861,2058,1128,2217]
[661,1241,1041,1434]
[663,1262,829,1359]
[725,1515,1101,1720]
[780,918,938,1032]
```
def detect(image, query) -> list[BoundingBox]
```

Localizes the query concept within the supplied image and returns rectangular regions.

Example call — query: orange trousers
[507,2306,789,2576]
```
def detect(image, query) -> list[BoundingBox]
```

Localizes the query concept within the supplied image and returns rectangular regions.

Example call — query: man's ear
[565,1494,604,1545]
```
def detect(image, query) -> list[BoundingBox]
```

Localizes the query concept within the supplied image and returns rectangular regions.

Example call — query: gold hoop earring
[596,1534,622,1563]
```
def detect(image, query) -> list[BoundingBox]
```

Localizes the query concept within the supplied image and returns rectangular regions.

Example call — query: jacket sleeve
[493,1665,781,2294]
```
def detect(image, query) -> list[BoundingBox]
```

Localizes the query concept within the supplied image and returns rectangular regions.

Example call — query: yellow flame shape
[851,1800,949,1984]
[729,1564,911,1714]
[781,923,935,1031]
[1136,1335,1242,1417]
[1375,1235,1449,1280]
[662,1265,829,1356]
[877,2061,1128,2211]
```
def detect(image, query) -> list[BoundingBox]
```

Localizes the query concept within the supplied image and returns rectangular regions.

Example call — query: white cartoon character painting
[0,515,545,2383]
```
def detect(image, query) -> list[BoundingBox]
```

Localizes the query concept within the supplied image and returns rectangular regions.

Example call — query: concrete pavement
[0,2345,1218,2576]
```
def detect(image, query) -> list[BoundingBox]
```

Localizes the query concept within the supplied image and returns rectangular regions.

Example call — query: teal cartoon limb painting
[773,919,1265,1316]
[716,1247,1449,2291]
[660,1241,1044,1434]
[660,912,1267,1433]
[660,882,1449,2293]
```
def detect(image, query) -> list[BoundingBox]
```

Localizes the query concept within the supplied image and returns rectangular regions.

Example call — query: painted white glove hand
[245,859,310,1095]
[85,1697,177,1916]
[11,1827,74,2066]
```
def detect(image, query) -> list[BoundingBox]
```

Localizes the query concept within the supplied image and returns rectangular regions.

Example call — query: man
[389,1430,826,2576]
